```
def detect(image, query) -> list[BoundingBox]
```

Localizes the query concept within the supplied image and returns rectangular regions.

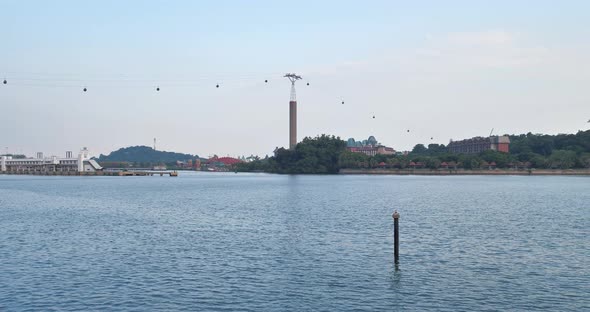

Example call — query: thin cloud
[445,30,517,46]
[304,30,553,76]
[416,30,549,69]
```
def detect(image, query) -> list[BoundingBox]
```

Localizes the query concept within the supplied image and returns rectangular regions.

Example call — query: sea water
[1,173,588,311]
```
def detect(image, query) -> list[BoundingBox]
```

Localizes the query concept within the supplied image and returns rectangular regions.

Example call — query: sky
[1,0,589,158]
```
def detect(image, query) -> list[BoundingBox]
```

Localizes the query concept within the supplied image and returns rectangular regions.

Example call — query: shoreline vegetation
[2,168,590,176]
[236,131,590,175]
[339,168,590,176]
[5,131,588,177]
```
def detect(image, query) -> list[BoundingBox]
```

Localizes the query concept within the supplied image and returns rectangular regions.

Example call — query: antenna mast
[154,138,157,151]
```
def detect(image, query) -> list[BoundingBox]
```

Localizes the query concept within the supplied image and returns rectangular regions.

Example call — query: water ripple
[0,174,588,311]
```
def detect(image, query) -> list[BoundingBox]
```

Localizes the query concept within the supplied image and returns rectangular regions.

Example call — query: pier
[115,170,178,177]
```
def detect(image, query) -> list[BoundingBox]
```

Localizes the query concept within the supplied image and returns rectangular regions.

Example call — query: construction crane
[489,128,494,137]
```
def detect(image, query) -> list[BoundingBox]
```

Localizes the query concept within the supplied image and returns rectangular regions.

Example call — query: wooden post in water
[392,210,400,263]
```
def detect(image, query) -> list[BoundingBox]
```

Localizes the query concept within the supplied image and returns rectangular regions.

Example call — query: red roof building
[206,156,242,166]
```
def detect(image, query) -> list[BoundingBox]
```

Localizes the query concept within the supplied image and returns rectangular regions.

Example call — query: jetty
[115,170,178,177]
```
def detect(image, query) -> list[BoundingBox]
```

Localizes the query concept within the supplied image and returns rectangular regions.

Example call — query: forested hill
[97,146,197,163]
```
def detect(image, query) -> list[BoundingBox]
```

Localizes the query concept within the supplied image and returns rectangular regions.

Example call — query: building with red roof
[203,156,243,171]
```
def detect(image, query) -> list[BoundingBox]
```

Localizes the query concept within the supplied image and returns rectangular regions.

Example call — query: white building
[1,147,102,173]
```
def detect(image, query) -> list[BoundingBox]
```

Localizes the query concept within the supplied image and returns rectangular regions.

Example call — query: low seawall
[339,168,590,176]
[1,171,114,176]
[0,171,178,177]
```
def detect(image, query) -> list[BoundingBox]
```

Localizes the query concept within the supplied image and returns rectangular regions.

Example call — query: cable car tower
[284,73,302,149]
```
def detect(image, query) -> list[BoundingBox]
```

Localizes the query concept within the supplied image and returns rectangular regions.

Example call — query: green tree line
[238,130,590,174]
[344,130,590,170]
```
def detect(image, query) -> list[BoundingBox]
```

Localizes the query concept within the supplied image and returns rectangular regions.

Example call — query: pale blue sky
[1,0,589,157]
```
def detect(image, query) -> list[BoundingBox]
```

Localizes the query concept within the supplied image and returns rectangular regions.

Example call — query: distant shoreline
[339,168,590,176]
[3,169,590,177]
[0,170,178,177]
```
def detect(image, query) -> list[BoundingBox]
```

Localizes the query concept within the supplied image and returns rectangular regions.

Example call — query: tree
[426,144,448,155]
[458,154,483,169]
[386,157,399,168]
[529,155,548,169]
[548,150,577,169]
[579,153,590,168]
[339,151,369,169]
[411,144,427,154]
[269,135,346,174]
[480,150,513,168]
[398,156,410,169]
[425,157,441,169]
[369,158,378,168]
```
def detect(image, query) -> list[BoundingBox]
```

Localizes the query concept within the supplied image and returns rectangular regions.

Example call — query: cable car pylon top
[284,73,302,102]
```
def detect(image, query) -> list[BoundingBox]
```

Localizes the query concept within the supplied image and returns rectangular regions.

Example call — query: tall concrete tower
[284,73,302,149]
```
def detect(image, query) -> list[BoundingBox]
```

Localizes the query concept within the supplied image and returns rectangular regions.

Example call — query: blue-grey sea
[0,173,588,311]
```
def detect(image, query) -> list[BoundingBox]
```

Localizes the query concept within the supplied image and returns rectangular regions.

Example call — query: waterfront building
[175,159,203,170]
[447,136,510,154]
[346,136,395,156]
[215,157,242,166]
[347,146,395,156]
[202,156,242,171]
[1,147,102,173]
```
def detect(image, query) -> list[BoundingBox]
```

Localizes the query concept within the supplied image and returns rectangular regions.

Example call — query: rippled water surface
[1,173,589,311]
